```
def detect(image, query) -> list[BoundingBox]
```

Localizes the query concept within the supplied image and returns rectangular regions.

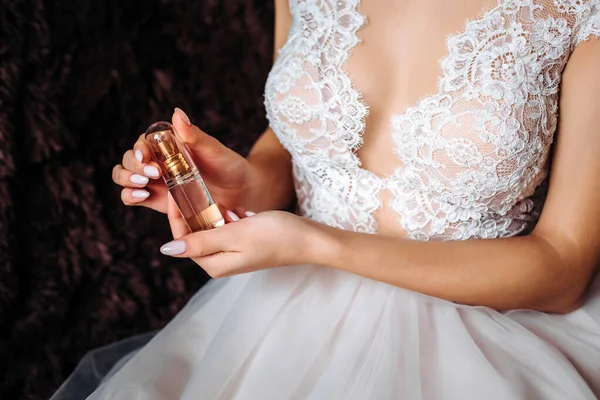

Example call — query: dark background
[0,0,274,398]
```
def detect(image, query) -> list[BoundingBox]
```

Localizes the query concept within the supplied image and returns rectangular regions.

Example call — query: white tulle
[70,266,600,399]
[50,1,600,399]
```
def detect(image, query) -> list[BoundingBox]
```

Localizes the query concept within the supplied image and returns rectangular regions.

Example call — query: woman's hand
[159,195,330,277]
[112,108,253,213]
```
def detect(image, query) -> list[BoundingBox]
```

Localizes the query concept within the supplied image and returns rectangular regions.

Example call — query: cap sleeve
[573,1,600,48]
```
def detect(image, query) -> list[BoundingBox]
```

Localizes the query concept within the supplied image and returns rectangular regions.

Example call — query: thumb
[172,108,225,162]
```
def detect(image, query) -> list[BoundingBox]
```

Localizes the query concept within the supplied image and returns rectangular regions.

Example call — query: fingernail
[143,165,160,178]
[175,107,191,126]
[130,174,149,185]
[226,210,240,221]
[245,211,256,217]
[132,190,150,199]
[160,240,186,256]
[135,149,143,163]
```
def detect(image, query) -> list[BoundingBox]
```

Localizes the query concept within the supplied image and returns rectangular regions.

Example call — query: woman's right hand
[112,108,253,214]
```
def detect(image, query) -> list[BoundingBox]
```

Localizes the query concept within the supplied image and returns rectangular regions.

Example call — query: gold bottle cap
[145,122,195,183]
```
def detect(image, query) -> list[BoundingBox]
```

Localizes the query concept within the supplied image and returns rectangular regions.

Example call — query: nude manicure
[130,174,149,185]
[226,210,240,221]
[132,190,150,199]
[175,108,191,126]
[160,240,186,256]
[143,165,160,178]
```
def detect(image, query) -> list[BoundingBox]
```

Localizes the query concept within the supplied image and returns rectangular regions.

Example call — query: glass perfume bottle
[145,121,224,232]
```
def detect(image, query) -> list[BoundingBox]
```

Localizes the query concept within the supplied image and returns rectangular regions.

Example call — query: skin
[113,0,600,314]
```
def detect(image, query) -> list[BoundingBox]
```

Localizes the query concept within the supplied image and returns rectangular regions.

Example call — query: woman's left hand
[159,195,328,277]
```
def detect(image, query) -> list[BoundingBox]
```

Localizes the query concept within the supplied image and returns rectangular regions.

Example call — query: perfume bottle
[145,121,224,232]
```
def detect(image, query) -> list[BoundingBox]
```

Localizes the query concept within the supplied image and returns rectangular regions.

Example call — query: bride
[54,0,600,398]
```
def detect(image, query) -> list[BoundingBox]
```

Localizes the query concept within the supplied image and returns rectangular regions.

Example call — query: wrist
[302,219,347,268]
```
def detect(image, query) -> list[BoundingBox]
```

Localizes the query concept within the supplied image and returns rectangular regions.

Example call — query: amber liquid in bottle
[169,172,224,231]
[145,121,224,232]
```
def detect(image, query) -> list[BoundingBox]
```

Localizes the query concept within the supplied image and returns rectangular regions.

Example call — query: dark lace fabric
[0,1,273,398]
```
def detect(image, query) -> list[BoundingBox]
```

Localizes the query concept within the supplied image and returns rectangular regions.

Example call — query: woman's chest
[342,0,502,175]
[264,0,591,238]
[265,0,577,178]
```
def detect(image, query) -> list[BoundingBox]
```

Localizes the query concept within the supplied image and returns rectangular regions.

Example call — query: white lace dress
[56,0,600,398]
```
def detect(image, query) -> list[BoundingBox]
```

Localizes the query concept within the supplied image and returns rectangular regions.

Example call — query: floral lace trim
[572,0,600,45]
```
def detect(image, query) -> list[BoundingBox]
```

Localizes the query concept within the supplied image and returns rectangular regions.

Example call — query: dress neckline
[342,0,506,179]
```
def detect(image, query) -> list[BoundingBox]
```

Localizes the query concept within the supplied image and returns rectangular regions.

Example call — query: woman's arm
[317,39,600,314]
[245,128,294,212]
[244,0,294,212]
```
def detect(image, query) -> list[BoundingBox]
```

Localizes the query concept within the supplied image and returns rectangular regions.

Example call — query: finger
[218,204,240,223]
[120,183,168,213]
[122,149,161,179]
[120,187,150,205]
[133,133,153,164]
[166,193,190,239]
[172,108,226,162]
[112,164,150,188]
[160,223,234,258]
[233,206,248,219]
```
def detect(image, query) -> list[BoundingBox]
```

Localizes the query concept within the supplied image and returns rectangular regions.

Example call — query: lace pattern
[264,0,600,240]
[569,0,600,45]
[265,0,380,233]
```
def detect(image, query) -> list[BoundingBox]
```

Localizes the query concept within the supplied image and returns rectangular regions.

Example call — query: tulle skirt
[51,264,600,399]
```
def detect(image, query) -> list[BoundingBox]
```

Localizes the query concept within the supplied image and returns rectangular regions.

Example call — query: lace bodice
[264,0,600,240]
